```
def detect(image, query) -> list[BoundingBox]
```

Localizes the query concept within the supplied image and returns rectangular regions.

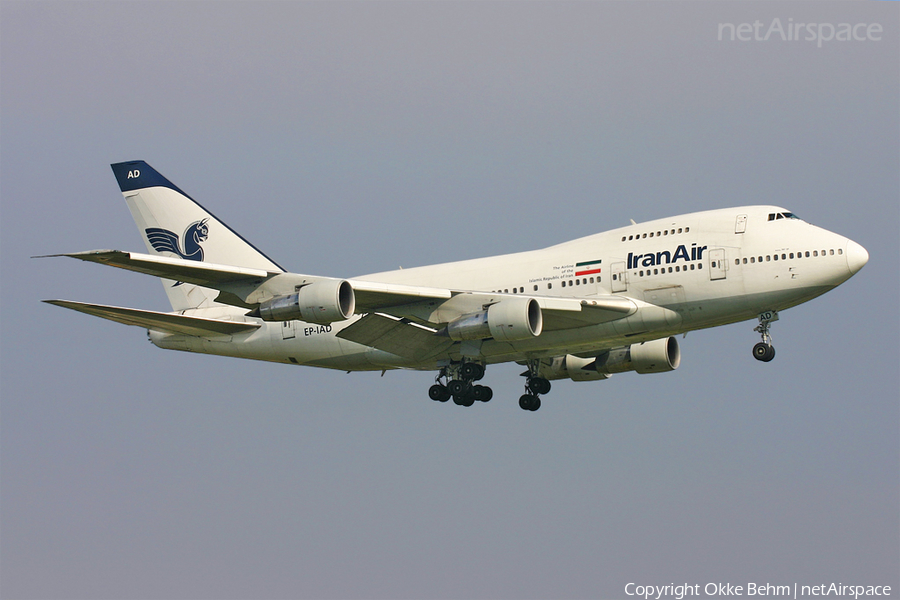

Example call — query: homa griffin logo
[627,243,708,270]
[145,219,210,262]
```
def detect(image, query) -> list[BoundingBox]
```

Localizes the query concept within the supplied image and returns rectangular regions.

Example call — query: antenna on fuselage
[629,219,637,225]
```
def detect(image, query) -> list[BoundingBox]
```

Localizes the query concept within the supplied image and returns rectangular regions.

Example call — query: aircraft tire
[460,363,485,381]
[429,384,450,402]
[528,377,551,395]
[753,342,776,362]
[472,385,492,402]
[454,393,475,407]
[447,379,467,396]
[519,394,538,411]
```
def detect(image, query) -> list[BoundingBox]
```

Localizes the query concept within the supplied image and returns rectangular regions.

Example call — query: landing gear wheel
[472,385,493,402]
[519,394,541,411]
[753,342,776,362]
[428,384,450,402]
[454,392,475,407]
[447,379,467,397]
[460,362,485,381]
[528,377,551,395]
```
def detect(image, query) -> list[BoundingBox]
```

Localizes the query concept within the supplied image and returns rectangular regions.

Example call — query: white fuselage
[150,206,865,371]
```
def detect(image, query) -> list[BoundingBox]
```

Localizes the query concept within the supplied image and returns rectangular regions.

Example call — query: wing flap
[336,313,454,359]
[44,300,260,337]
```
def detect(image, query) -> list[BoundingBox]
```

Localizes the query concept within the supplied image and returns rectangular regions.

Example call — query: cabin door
[611,262,627,292]
[709,248,727,280]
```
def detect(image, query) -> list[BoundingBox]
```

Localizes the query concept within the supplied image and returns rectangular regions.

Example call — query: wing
[39,251,637,330]
[44,300,260,337]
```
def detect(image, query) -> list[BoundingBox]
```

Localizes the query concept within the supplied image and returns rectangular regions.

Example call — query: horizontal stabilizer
[39,250,272,286]
[44,300,260,337]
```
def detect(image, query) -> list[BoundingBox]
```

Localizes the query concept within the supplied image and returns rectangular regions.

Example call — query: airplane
[42,161,869,411]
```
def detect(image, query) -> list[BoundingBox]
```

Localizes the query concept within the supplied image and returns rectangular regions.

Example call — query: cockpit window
[768,212,800,221]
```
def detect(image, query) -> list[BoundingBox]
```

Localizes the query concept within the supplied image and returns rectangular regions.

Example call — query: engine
[538,355,610,382]
[595,336,681,374]
[538,337,681,382]
[257,280,356,324]
[446,297,543,342]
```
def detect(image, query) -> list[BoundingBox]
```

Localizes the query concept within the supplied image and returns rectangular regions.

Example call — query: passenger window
[575,279,580,285]
[547,283,552,289]
[838,249,843,255]
[813,251,818,257]
[829,249,834,255]
[561,281,566,287]
[774,255,778,261]
[734,259,740,265]
[678,228,683,234]
[534,285,538,291]
[789,253,794,259]
[805,251,810,257]
[685,227,690,233]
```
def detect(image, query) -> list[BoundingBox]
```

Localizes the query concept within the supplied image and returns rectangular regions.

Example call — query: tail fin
[111,161,284,311]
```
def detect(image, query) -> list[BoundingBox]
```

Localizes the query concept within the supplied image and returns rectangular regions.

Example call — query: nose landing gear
[752,311,778,362]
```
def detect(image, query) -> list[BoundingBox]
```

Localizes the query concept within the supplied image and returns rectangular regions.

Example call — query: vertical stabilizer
[111,161,284,311]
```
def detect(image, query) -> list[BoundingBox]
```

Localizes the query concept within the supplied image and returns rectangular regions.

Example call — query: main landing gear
[519,360,551,412]
[428,361,493,407]
[752,310,778,362]
[427,360,551,411]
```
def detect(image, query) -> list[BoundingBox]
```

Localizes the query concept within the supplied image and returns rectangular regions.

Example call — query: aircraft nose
[846,240,869,275]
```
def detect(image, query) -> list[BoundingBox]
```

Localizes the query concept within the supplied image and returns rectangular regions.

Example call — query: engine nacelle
[538,355,610,382]
[257,280,355,324]
[446,297,543,342]
[595,336,681,375]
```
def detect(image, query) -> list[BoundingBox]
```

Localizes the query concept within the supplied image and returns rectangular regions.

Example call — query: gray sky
[1,2,897,599]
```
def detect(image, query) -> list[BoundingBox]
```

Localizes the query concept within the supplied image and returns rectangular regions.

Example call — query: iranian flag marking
[575,259,602,277]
